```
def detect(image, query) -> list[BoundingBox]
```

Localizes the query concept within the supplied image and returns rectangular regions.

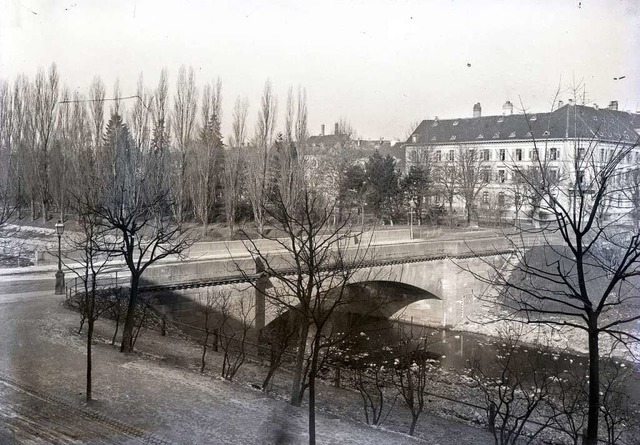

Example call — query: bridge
[125,229,531,332]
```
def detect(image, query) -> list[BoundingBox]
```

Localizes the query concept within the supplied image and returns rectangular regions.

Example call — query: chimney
[558,100,564,109]
[608,100,619,111]
[321,124,325,136]
[473,102,482,118]
[502,101,514,116]
[335,122,339,135]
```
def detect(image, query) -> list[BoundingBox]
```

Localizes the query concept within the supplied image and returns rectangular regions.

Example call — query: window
[508,132,516,138]
[499,149,506,161]
[549,147,558,160]
[497,116,504,123]
[436,150,442,162]
[600,148,605,161]
[482,169,491,183]
[435,194,441,203]
[482,149,490,161]
[578,148,585,159]
[477,134,484,139]
[411,134,418,143]
[453,120,459,126]
[482,191,489,203]
[450,135,456,141]
[498,169,506,183]
[578,170,585,184]
[529,149,539,161]
[627,154,632,164]
[498,192,505,206]
[636,152,640,163]
[432,120,438,127]
[448,150,455,161]
[515,149,522,161]
[493,133,500,139]
[549,169,559,183]
[530,115,537,121]
[430,136,437,141]
[542,130,550,137]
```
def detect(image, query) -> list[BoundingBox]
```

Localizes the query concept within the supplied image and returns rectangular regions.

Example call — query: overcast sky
[1,0,639,140]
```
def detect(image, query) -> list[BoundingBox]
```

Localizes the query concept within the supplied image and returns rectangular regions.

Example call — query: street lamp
[409,198,417,240]
[54,220,65,295]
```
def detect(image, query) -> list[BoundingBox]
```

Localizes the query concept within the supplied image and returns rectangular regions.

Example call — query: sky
[1,0,639,140]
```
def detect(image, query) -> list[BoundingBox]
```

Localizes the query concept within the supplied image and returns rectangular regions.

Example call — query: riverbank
[0,287,497,444]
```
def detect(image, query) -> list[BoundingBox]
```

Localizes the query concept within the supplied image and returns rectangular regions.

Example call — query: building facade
[404,101,640,221]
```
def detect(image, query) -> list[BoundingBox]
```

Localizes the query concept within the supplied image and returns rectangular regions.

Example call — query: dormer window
[493,133,500,139]
[432,120,438,127]
[430,136,437,141]
[508,132,516,138]
[543,130,550,136]
[450,135,456,141]
[593,116,598,121]
[525,131,532,137]
[530,115,537,121]
[477,134,484,139]
[453,120,459,126]
[497,116,505,123]
[411,135,418,143]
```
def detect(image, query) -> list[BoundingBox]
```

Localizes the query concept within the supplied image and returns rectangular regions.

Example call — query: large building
[404,100,640,220]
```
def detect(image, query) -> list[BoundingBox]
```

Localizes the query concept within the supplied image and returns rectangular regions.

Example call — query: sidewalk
[0,289,494,444]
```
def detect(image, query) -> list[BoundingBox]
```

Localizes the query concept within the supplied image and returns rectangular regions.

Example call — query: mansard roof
[407,105,640,145]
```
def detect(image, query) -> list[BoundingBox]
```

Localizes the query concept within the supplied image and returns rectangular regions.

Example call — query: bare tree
[240,186,378,445]
[32,64,60,221]
[190,78,223,234]
[199,289,218,374]
[214,289,254,381]
[434,154,458,227]
[148,68,172,209]
[90,125,194,353]
[246,80,277,236]
[468,103,640,444]
[389,328,438,436]
[259,308,298,392]
[224,96,248,236]
[65,191,117,402]
[0,80,18,227]
[466,327,554,444]
[172,65,198,222]
[456,146,489,226]
[295,86,309,144]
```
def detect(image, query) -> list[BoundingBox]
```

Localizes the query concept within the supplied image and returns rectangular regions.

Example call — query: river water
[333,313,640,403]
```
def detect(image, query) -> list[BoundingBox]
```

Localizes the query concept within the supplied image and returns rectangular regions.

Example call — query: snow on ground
[0,288,498,444]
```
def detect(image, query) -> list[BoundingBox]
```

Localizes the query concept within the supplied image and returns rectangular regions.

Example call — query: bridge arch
[263,279,441,330]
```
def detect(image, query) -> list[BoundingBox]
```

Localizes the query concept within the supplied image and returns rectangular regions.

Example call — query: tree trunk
[201,329,209,373]
[120,275,140,353]
[86,317,93,402]
[41,200,48,222]
[585,327,600,445]
[409,414,418,436]
[290,322,309,407]
[308,336,320,445]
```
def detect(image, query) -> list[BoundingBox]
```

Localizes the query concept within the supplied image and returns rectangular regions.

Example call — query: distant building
[404,100,640,220]
[303,122,405,197]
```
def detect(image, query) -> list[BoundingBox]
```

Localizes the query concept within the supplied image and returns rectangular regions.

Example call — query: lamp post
[409,198,416,240]
[54,220,65,294]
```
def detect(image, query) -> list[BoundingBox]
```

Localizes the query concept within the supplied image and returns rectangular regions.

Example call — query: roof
[406,105,640,146]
